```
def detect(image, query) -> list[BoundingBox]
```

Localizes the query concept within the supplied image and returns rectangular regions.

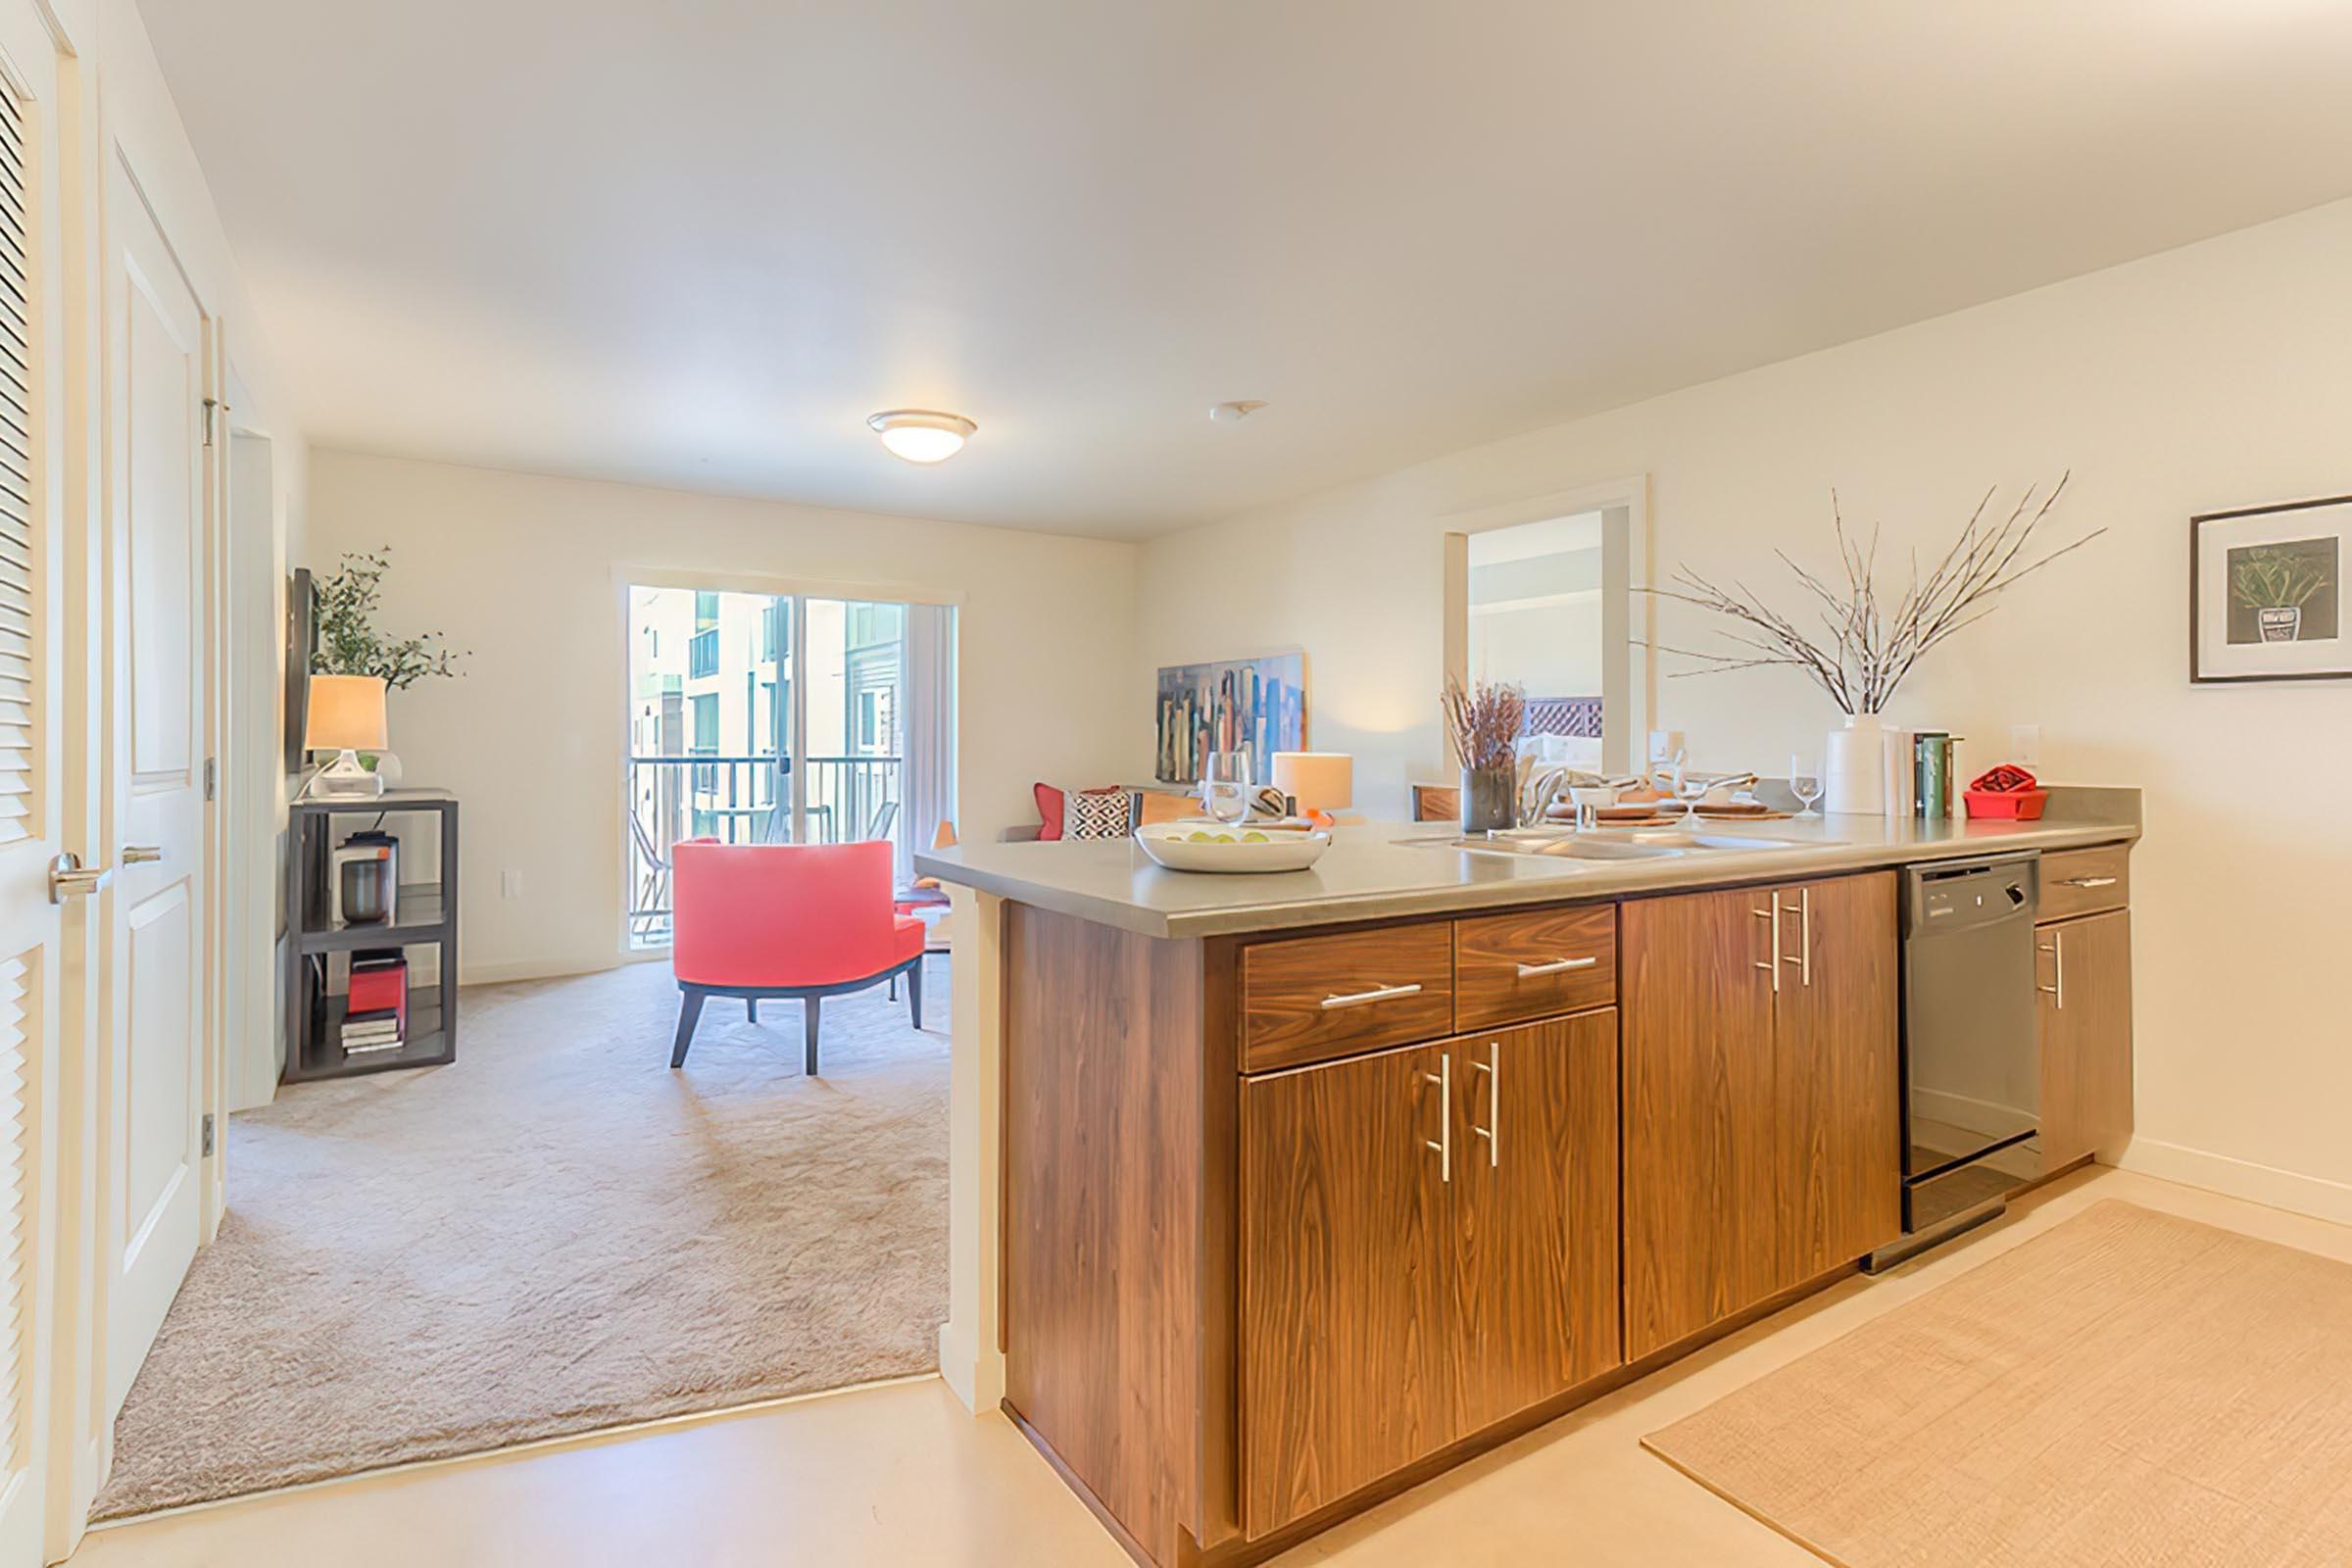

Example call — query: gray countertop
[915,787,2140,941]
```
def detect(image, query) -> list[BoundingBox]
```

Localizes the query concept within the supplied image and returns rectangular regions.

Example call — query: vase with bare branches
[1442,677,1527,831]
[1647,477,2100,812]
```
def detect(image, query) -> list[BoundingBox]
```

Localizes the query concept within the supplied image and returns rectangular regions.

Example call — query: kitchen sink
[1407,827,1831,859]
[1405,832,1684,861]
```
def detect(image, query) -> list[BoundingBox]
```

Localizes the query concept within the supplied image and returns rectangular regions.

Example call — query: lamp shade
[304,674,389,752]
[1270,751,1352,813]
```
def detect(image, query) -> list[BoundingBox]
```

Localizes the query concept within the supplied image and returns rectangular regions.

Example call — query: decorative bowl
[1135,821,1332,874]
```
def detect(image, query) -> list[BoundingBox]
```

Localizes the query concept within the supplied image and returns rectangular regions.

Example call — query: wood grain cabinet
[2037,906,2132,1169]
[1620,872,1901,1360]
[1240,1012,1619,1539]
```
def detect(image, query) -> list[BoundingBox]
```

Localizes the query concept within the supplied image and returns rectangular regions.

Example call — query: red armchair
[669,838,926,1073]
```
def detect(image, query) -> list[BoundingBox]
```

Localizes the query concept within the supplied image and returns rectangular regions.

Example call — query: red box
[1963,787,2047,820]
[348,960,408,1029]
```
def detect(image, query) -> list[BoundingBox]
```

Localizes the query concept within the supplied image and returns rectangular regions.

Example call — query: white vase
[1823,713,1886,816]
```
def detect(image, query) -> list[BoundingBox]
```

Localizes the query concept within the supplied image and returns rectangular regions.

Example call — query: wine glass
[1790,752,1824,816]
[1201,750,1251,827]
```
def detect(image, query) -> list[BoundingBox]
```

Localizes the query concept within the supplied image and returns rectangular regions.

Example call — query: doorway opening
[624,588,956,950]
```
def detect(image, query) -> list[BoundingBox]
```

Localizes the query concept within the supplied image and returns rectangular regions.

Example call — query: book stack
[342,952,409,1056]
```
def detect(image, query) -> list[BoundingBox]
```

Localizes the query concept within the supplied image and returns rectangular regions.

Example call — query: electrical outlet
[2009,724,2041,766]
[501,869,522,900]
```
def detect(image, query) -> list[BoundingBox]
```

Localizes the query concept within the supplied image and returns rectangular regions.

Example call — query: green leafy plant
[2230,546,2329,612]
[310,546,466,690]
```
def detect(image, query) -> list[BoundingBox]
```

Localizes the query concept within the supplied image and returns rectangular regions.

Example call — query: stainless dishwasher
[1867,854,2040,1271]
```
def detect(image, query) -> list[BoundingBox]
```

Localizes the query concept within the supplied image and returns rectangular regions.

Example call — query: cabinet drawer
[1453,904,1616,1030]
[1242,923,1454,1072]
[2039,843,2129,922]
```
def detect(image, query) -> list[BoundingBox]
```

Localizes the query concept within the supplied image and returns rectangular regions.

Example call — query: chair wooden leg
[907,959,922,1031]
[670,989,707,1069]
[804,995,821,1076]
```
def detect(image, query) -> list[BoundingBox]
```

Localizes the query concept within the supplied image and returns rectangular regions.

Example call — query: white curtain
[901,604,957,885]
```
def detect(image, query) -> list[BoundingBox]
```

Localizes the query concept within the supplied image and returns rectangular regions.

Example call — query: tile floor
[69,1166,2352,1567]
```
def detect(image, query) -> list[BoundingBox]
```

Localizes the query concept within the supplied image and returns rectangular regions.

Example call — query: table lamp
[1271,752,1352,819]
[304,674,390,798]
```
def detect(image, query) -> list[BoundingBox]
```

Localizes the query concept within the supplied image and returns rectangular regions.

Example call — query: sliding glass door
[625,587,919,947]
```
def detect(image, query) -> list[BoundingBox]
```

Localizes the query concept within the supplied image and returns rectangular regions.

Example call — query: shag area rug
[95,956,949,1518]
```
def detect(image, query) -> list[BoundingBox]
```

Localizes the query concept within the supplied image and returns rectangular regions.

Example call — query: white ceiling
[141,1,2352,539]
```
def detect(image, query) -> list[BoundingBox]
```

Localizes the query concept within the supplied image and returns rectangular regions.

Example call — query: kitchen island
[915,790,2139,1568]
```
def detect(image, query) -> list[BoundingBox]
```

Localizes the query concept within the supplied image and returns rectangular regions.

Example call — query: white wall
[1138,195,2352,1221]
[306,450,1139,984]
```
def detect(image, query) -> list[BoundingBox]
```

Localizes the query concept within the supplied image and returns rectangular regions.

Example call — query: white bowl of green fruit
[1135,820,1332,874]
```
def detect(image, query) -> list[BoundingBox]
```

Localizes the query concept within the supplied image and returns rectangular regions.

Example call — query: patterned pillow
[1064,790,1134,840]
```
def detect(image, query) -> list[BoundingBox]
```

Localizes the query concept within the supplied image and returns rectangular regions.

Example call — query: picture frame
[286,565,316,772]
[1153,652,1307,785]
[2190,495,2352,684]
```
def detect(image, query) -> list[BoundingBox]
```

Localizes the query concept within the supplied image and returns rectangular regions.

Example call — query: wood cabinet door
[1241,1043,1456,1539]
[1769,872,1903,1281]
[1450,1011,1621,1433]
[1620,884,1779,1360]
[2038,909,2133,1169]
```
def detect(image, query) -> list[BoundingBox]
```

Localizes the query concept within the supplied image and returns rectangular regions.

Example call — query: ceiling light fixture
[1209,399,1267,424]
[867,409,976,464]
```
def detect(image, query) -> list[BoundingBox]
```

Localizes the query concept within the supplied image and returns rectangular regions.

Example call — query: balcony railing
[626,754,903,946]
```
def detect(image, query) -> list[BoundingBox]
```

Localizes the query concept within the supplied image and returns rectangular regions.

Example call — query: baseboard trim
[457,950,667,987]
[2115,1137,2352,1228]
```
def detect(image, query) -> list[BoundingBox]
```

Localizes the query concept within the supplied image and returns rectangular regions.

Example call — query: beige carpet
[1645,1200,2352,1567]
[94,956,949,1519]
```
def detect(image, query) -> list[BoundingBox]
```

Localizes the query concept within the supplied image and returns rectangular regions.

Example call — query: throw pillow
[1064,790,1134,840]
[1034,780,1068,841]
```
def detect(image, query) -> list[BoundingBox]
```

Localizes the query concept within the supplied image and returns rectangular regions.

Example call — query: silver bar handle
[1752,902,1780,993]
[2037,933,2064,1008]
[2056,875,2117,889]
[1468,1041,1499,1166]
[1322,981,1423,1010]
[1423,1056,1450,1182]
[1780,888,1812,987]
[1515,956,1597,978]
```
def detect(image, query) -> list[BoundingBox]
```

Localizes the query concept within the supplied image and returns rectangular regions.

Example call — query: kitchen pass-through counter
[915,787,2139,1568]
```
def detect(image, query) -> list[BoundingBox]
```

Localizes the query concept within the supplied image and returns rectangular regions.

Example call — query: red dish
[1964,786,2047,819]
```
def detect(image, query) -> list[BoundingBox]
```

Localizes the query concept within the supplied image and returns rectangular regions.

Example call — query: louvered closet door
[0,7,72,1564]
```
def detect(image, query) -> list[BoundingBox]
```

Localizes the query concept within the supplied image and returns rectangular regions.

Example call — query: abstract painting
[1154,653,1306,784]
[2192,495,2352,682]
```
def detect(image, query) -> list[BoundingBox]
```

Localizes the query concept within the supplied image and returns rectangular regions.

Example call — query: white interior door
[100,153,208,1418]
[0,7,67,1564]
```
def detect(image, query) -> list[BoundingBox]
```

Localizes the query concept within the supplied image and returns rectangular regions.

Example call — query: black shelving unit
[284,790,460,1082]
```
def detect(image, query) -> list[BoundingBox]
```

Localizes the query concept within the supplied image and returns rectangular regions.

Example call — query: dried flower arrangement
[1649,476,2101,714]
[1441,677,1526,771]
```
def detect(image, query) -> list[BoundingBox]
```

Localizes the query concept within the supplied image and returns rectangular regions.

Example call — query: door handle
[1468,1040,1499,1167]
[1752,902,1780,993]
[122,845,165,864]
[48,853,113,905]
[1515,956,1597,978]
[2037,934,2064,1009]
[1779,887,1812,987]
[1422,1055,1451,1183]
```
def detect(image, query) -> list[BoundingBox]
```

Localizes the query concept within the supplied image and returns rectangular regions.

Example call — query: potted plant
[1442,677,1525,833]
[2230,545,2328,644]
[310,546,466,784]
[1648,477,2100,813]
